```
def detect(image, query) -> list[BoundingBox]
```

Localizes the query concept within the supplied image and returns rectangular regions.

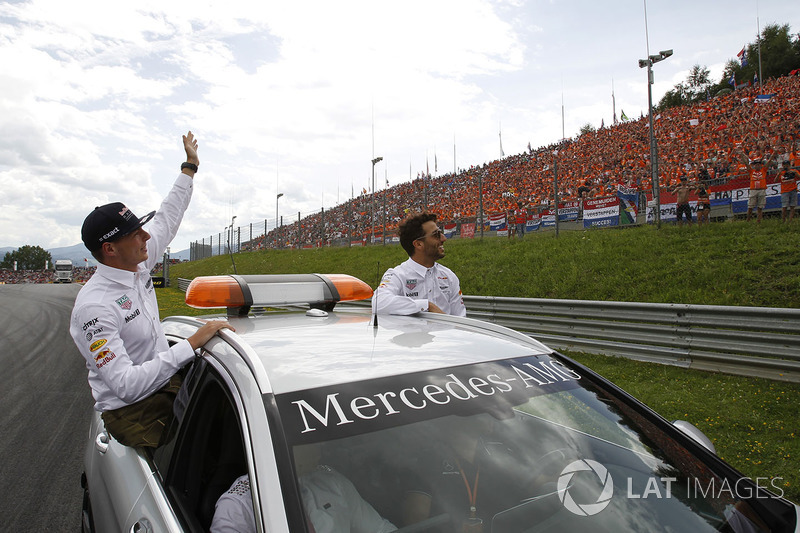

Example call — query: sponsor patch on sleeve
[89,339,107,352]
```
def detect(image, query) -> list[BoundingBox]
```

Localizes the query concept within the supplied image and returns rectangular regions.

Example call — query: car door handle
[95,431,109,454]
[130,518,153,533]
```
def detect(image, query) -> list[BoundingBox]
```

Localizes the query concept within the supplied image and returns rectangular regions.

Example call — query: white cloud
[1,0,799,252]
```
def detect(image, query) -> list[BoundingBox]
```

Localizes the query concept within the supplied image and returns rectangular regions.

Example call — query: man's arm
[71,302,196,406]
[210,475,256,533]
[144,132,199,271]
[447,272,467,317]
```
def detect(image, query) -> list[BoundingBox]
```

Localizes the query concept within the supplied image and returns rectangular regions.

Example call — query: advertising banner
[584,197,620,228]
[559,201,580,222]
[526,214,541,232]
[489,213,508,236]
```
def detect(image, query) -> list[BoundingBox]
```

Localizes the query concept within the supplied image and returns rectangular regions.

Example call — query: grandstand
[191,74,799,259]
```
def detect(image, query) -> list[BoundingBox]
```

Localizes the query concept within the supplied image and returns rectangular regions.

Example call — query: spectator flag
[620,109,629,121]
[754,94,776,104]
[728,73,736,87]
[737,47,748,66]
[753,72,758,84]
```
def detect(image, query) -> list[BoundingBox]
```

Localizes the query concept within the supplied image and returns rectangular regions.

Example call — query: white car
[81,274,800,533]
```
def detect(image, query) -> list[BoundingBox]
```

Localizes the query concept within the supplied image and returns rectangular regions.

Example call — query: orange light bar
[326,274,373,302]
[185,275,246,309]
[184,274,372,311]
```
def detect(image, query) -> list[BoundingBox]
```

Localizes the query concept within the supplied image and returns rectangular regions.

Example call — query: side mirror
[672,420,716,454]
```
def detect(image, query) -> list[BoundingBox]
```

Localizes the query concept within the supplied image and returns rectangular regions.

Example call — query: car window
[273,354,793,533]
[156,359,249,532]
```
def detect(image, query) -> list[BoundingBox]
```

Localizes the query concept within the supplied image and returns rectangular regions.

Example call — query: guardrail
[462,296,800,383]
[176,278,800,382]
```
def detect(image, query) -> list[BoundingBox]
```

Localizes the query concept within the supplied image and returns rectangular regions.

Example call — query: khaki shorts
[101,374,183,448]
[748,188,766,209]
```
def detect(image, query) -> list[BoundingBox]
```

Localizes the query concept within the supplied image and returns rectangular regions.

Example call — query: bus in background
[54,259,73,283]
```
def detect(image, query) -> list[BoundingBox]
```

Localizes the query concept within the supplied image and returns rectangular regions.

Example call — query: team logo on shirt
[115,295,132,310]
[89,339,107,352]
[85,327,104,341]
[95,349,116,368]
[405,279,418,291]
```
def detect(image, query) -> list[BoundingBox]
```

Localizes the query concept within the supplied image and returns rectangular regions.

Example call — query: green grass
[565,351,800,502]
[158,218,800,502]
[172,218,800,306]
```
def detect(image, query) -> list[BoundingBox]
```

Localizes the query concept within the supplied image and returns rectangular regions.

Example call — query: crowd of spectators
[0,260,185,285]
[232,74,798,250]
[0,269,56,284]
[0,266,97,285]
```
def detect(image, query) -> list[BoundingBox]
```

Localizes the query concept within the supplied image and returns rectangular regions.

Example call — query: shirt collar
[404,257,437,275]
[96,262,141,288]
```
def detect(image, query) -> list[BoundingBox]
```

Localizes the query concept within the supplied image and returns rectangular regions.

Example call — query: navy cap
[81,202,155,252]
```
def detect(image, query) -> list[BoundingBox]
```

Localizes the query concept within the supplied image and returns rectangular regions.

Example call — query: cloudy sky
[2,0,798,253]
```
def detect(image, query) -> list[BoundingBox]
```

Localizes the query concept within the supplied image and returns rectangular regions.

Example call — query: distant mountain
[1,244,191,268]
[47,243,98,267]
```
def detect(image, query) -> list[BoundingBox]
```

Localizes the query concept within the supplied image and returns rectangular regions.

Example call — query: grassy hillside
[172,218,800,307]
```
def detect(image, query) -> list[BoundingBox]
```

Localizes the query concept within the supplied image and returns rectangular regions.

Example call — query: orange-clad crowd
[254,74,798,248]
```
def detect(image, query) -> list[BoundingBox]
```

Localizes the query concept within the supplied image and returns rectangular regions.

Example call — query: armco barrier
[462,295,800,383]
[175,278,800,382]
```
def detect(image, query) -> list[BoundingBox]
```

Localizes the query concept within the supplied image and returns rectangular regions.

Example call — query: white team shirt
[211,475,256,533]
[211,469,397,533]
[70,173,195,411]
[372,258,466,316]
[301,466,397,533]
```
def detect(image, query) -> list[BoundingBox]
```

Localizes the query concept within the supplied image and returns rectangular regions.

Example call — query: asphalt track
[0,283,94,531]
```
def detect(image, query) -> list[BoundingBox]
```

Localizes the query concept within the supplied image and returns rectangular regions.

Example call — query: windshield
[55,264,71,271]
[275,354,793,533]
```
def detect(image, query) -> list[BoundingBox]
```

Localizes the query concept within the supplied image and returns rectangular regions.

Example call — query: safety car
[81,273,800,532]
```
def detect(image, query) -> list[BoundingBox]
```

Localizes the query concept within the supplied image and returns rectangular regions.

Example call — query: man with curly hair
[373,213,466,316]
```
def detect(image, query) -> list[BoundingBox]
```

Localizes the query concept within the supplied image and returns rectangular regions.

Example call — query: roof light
[185,273,373,316]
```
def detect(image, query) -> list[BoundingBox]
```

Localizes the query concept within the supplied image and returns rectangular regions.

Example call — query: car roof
[164,307,553,395]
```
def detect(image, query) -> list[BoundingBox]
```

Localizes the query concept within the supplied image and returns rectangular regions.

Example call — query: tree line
[658,23,800,110]
[1,245,53,270]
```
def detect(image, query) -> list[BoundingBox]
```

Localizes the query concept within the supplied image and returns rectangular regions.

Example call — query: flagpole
[371,104,375,245]
[453,133,457,176]
[383,166,387,246]
[756,0,763,90]
[612,78,617,125]
[499,121,504,157]
[561,78,565,141]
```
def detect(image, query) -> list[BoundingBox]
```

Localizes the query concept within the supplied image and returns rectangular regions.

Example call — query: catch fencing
[176,277,800,382]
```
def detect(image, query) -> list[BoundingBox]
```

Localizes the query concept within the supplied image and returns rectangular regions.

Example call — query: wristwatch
[181,162,199,172]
